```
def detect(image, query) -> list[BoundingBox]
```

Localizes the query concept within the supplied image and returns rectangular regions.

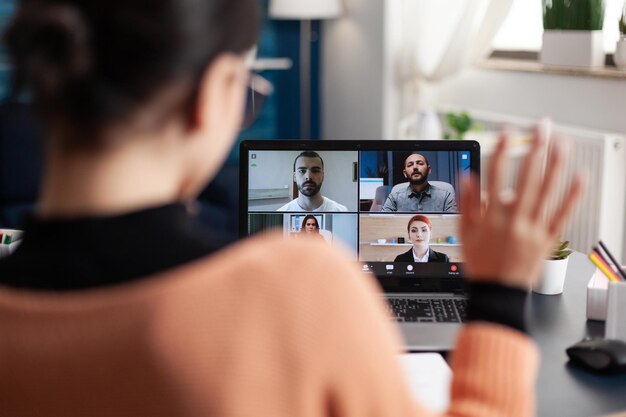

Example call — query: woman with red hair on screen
[395,214,449,262]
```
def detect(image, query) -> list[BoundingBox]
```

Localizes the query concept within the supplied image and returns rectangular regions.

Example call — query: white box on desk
[587,266,626,325]
[606,281,626,341]
[587,269,609,321]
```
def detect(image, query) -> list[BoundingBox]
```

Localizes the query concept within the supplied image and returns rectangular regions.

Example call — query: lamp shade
[269,0,342,20]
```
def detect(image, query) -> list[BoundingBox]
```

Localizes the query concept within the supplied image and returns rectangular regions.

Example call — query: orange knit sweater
[0,233,538,417]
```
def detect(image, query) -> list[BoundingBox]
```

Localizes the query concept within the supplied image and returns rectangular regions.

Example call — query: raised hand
[459,124,585,289]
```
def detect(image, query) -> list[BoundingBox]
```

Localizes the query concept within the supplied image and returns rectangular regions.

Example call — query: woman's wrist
[467,282,528,334]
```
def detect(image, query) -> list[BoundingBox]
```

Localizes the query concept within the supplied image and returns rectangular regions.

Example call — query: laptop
[239,140,480,351]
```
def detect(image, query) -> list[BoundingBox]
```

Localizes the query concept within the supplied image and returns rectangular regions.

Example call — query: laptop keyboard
[387,298,467,323]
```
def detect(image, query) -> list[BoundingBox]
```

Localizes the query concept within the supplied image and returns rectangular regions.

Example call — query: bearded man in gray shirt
[381,153,457,212]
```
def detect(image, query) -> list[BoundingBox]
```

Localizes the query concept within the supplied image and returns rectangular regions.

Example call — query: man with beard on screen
[277,151,348,212]
[382,153,457,212]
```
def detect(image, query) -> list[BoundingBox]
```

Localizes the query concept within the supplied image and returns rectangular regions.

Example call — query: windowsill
[479,57,626,80]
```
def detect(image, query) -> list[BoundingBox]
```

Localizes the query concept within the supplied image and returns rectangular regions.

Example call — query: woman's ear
[193,53,247,138]
[177,53,247,199]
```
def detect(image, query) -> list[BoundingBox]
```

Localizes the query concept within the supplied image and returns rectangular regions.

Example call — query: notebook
[399,353,451,412]
[239,140,480,351]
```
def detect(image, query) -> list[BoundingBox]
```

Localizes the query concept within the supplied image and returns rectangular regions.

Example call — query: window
[492,0,624,53]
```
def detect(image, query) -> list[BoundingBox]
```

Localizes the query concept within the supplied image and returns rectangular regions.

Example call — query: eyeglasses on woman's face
[242,73,273,130]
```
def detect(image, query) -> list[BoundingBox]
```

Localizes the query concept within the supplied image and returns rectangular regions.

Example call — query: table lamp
[269,0,343,139]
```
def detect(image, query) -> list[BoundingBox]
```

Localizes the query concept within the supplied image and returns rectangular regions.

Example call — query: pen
[588,252,621,283]
[598,240,626,282]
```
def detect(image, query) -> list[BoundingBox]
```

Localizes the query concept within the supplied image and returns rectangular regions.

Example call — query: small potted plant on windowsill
[615,5,626,70]
[533,241,573,295]
[443,111,474,140]
[541,0,606,68]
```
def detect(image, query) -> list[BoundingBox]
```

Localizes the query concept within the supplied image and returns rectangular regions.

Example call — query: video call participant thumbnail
[382,153,457,213]
[394,214,449,263]
[299,214,324,240]
[278,151,348,212]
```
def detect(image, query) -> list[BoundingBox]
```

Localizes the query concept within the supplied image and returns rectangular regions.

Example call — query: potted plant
[533,241,573,295]
[443,111,474,140]
[541,0,606,68]
[615,3,626,70]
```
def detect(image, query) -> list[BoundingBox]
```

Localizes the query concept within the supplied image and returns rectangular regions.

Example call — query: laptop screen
[240,140,480,292]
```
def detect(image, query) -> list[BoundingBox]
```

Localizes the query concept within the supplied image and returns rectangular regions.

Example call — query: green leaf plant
[443,111,474,140]
[542,0,605,31]
[550,240,573,260]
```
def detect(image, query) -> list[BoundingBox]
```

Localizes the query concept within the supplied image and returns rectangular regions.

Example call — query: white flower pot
[615,38,626,71]
[540,30,604,68]
[533,258,569,295]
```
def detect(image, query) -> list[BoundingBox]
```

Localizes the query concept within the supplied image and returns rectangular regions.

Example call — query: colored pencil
[598,240,626,282]
[588,252,621,283]
[592,246,617,279]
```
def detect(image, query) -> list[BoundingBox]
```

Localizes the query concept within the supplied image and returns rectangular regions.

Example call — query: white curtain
[395,0,513,124]
[403,0,514,82]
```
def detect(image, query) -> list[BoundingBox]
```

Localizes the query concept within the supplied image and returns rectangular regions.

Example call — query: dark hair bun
[5,4,91,99]
[3,0,259,145]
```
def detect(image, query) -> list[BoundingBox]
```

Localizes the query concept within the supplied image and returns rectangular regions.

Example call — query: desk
[529,252,626,417]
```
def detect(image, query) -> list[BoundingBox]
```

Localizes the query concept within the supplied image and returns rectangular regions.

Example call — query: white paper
[399,353,452,413]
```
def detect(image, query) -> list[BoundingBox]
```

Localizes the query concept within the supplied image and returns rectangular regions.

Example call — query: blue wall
[230,1,322,162]
[0,0,16,100]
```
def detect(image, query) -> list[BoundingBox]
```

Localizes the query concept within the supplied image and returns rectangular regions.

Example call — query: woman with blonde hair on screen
[0,0,583,416]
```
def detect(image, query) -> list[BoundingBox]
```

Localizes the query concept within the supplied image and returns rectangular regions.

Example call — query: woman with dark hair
[394,214,449,262]
[300,214,321,235]
[0,1,584,416]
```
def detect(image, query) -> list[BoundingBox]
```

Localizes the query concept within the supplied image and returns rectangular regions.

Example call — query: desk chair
[369,186,390,211]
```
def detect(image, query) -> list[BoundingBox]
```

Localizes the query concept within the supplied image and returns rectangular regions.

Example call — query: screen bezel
[239,140,480,293]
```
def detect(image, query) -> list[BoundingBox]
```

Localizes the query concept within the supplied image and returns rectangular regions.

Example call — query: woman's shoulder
[183,232,359,292]
[160,231,384,337]
[232,231,332,261]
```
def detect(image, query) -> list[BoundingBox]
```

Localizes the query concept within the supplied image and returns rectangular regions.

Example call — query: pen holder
[606,281,626,342]
[587,269,609,321]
